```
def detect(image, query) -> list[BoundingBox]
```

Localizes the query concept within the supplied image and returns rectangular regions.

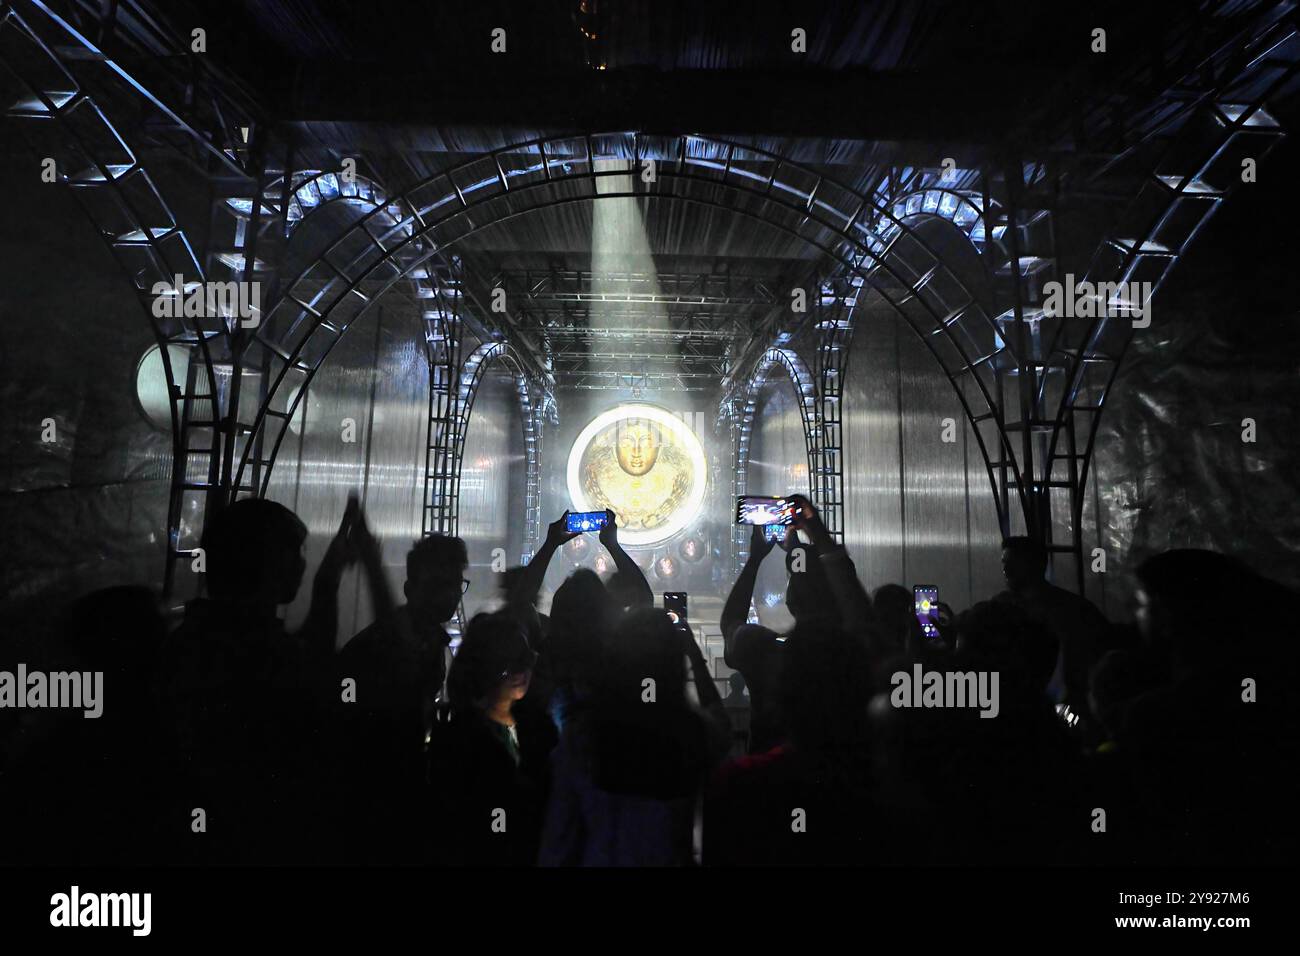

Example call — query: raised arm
[678,622,732,762]
[298,496,358,663]
[598,509,652,609]
[348,502,399,637]
[508,512,578,611]
[787,494,877,645]
[300,495,398,664]
[720,523,777,652]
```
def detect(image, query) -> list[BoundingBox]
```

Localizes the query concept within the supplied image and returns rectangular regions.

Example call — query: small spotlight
[680,537,704,562]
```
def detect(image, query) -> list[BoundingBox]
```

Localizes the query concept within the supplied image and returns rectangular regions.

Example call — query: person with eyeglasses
[427,612,557,866]
[333,533,469,863]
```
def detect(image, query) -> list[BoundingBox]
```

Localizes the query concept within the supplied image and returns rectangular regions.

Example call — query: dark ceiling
[132,0,1208,147]
[60,0,1288,393]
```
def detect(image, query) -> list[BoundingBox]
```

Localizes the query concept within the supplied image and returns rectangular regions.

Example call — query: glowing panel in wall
[566,404,707,547]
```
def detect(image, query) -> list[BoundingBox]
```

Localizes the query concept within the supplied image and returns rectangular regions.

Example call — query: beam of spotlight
[590,158,672,394]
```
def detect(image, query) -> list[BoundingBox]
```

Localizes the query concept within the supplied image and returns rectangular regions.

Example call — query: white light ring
[566,403,708,547]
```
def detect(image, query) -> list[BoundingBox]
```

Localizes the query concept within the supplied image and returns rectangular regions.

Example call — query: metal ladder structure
[421,257,468,540]
[0,0,481,600]
[811,274,861,545]
[0,0,238,600]
[723,2,1298,591]
[8,0,1296,604]
[967,5,1300,591]
[418,256,555,562]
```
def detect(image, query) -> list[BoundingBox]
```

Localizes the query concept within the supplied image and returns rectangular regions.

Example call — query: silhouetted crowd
[1,493,1295,866]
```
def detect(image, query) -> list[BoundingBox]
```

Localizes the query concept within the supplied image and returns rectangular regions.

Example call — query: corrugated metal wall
[746,376,808,631]
[266,306,424,642]
[267,318,528,641]
[7,172,1284,641]
[457,367,524,617]
[746,308,1043,618]
[839,308,1007,611]
[0,143,174,641]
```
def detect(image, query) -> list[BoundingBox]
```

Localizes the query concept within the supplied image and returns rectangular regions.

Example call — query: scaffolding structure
[4,0,1296,598]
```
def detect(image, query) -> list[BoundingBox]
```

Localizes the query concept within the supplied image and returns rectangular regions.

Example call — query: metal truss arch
[0,0,228,598]
[10,0,1294,605]
[881,187,1002,264]
[729,346,819,572]
[235,133,1029,540]
[426,339,546,563]
[1030,13,1299,589]
[268,168,395,233]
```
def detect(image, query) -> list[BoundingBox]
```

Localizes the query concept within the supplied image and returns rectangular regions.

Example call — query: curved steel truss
[728,347,818,573]
[423,327,548,564]
[7,0,1297,600]
[199,114,1300,592]
[232,132,1023,534]
[991,8,1299,587]
[0,0,229,599]
[723,5,1299,588]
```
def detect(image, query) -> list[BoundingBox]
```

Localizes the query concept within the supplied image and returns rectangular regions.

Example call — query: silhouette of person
[334,532,467,862]
[8,586,172,864]
[426,612,556,865]
[870,583,914,656]
[543,568,611,730]
[539,608,729,866]
[995,536,1108,723]
[720,496,874,753]
[1115,549,1297,864]
[507,511,651,730]
[722,671,747,707]
[705,623,879,865]
[156,495,386,863]
[871,602,1086,865]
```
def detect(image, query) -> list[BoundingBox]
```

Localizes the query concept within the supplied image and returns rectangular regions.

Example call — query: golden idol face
[570,405,706,546]
[616,421,660,476]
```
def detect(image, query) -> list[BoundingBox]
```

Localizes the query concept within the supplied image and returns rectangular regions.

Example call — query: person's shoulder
[733,623,781,646]
[167,599,224,638]
[1047,584,1106,616]
[711,745,793,791]
[431,708,493,753]
[516,699,559,748]
[338,612,400,659]
[162,600,240,658]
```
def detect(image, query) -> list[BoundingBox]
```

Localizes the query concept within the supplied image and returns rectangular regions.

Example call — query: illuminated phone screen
[913,585,940,640]
[736,496,793,526]
[663,591,688,626]
[566,511,608,533]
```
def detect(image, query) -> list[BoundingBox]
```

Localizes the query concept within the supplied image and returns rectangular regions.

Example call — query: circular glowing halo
[566,403,708,547]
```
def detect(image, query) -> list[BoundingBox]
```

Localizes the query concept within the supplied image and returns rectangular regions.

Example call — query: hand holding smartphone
[663,591,688,627]
[913,585,941,641]
[736,495,794,527]
[566,510,610,533]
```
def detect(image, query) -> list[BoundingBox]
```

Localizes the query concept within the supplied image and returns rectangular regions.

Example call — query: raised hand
[323,495,361,570]
[935,600,955,627]
[786,493,830,547]
[749,522,778,561]
[546,512,580,550]
[348,498,382,568]
[597,508,620,549]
